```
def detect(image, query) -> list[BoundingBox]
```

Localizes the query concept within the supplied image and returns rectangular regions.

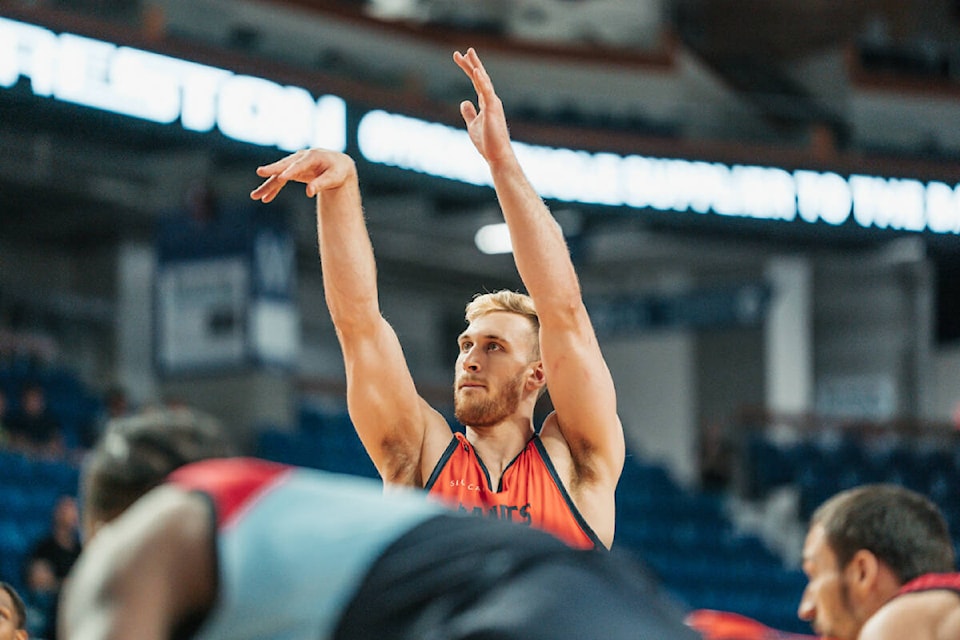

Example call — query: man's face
[454,311,539,427]
[22,388,45,416]
[798,523,864,640]
[55,496,79,530]
[0,589,26,640]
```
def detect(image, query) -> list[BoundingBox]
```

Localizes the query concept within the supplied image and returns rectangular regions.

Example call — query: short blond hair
[465,290,540,359]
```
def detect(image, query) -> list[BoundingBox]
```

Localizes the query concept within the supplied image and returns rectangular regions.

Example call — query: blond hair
[465,290,540,360]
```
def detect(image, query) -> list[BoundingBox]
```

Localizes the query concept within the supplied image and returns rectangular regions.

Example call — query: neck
[465,417,535,469]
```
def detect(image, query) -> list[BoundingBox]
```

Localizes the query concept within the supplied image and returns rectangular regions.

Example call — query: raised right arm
[252,150,451,484]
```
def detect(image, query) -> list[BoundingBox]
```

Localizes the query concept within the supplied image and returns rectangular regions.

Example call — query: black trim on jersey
[172,489,219,640]
[423,436,460,491]
[531,437,605,550]
[492,445,528,492]
[423,432,603,549]
[423,434,531,493]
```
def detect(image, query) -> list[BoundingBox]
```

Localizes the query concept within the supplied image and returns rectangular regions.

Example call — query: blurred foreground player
[61,407,699,640]
[798,484,960,640]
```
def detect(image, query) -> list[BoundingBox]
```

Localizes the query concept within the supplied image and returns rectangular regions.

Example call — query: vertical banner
[155,207,300,374]
[157,256,249,371]
[249,225,299,367]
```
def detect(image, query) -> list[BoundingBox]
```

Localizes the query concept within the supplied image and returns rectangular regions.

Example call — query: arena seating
[744,427,960,565]
[0,449,81,591]
[0,363,91,590]
[614,456,810,634]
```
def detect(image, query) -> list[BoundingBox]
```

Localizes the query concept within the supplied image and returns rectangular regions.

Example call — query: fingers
[250,175,285,203]
[464,47,483,73]
[452,48,472,75]
[454,47,497,108]
[454,47,484,92]
[255,151,301,177]
[251,150,316,202]
[459,100,478,125]
[306,176,329,198]
[462,48,490,85]
[253,149,355,201]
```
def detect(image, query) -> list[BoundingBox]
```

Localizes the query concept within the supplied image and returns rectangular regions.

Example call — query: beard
[816,575,858,640]
[454,371,525,427]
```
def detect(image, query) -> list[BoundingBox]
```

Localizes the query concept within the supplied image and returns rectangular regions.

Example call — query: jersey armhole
[423,435,462,490]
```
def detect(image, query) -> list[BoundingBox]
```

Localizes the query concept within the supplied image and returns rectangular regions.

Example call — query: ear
[845,549,881,594]
[526,361,546,391]
[15,628,28,640]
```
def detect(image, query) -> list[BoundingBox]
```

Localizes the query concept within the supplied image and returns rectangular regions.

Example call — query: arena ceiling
[1,0,956,296]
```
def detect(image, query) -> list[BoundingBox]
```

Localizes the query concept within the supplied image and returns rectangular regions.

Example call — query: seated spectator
[82,384,132,449]
[6,383,64,458]
[698,421,734,493]
[22,495,81,640]
[27,496,81,587]
[21,557,57,640]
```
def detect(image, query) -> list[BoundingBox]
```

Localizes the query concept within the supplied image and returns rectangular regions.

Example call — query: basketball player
[251,47,624,550]
[798,484,960,640]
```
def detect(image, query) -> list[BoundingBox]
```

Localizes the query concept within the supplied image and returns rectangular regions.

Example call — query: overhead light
[475,223,512,254]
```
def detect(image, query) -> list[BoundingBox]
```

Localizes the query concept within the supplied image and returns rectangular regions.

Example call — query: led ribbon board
[0,16,346,152]
[3,16,958,234]
[358,110,960,235]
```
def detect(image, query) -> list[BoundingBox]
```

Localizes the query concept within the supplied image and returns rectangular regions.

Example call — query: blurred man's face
[55,496,80,530]
[798,524,865,640]
[23,387,45,415]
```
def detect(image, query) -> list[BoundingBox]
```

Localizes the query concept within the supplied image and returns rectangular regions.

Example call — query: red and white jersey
[167,457,442,640]
[898,573,960,596]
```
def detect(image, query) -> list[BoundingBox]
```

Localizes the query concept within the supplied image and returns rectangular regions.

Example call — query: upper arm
[60,487,216,640]
[539,302,624,485]
[339,317,451,485]
[487,162,623,485]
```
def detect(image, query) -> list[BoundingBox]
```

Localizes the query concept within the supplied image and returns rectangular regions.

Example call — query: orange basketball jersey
[424,432,602,549]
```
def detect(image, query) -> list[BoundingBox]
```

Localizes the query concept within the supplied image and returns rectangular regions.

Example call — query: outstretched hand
[453,48,514,165]
[250,148,356,203]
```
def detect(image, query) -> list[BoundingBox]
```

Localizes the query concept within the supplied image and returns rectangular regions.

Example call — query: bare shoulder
[936,593,960,640]
[61,487,216,640]
[538,412,617,547]
[860,590,960,640]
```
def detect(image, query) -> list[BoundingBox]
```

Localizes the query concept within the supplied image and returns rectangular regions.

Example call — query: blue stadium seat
[0,450,32,482]
[0,520,28,556]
